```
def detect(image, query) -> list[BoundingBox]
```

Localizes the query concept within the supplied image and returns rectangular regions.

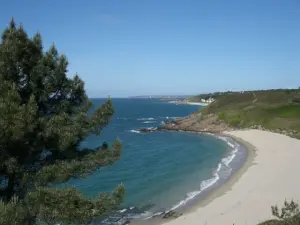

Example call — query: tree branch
[34,139,122,186]
[27,184,124,225]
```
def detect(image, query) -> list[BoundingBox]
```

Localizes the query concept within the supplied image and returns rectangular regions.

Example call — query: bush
[259,200,300,225]
[228,116,242,127]
[218,112,226,120]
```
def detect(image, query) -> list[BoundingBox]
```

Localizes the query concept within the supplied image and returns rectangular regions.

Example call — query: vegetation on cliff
[0,19,124,225]
[191,90,300,225]
[177,89,300,138]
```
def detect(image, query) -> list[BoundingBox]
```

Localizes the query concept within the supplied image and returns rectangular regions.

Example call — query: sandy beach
[163,129,300,225]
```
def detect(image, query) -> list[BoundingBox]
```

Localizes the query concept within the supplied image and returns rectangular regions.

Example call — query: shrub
[228,116,242,127]
[218,112,226,120]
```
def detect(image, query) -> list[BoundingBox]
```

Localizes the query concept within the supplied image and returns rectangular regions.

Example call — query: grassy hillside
[197,91,300,224]
[197,89,300,138]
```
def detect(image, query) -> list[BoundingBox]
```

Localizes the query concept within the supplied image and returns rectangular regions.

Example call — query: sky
[1,0,300,97]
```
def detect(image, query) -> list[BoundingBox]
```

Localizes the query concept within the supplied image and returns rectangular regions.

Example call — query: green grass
[195,89,300,136]
[266,105,300,117]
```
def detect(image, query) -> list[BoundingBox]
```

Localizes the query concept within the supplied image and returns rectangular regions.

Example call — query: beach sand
[163,129,300,225]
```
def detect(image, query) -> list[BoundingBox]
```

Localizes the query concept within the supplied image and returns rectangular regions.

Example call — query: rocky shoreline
[138,112,300,139]
[138,112,230,134]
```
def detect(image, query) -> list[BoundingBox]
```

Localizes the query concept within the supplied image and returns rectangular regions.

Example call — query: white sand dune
[164,129,300,225]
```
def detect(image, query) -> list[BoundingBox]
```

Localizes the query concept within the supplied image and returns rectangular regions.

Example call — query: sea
[63,98,247,225]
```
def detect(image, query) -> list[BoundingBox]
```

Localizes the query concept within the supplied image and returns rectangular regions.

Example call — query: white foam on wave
[214,135,240,167]
[216,162,222,173]
[222,147,238,166]
[167,135,241,212]
[169,171,220,211]
[137,117,155,121]
[129,129,141,134]
[139,211,155,220]
[222,154,235,166]
[117,117,127,120]
[200,172,220,191]
[158,116,179,120]
[143,211,165,220]
[142,121,156,124]
[118,208,127,213]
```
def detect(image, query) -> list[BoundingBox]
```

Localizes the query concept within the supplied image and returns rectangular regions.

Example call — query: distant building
[200,97,215,104]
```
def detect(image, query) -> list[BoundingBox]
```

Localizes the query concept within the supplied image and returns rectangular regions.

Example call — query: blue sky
[1,0,300,97]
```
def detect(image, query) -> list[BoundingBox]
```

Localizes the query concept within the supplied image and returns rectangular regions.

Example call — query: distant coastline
[168,100,209,106]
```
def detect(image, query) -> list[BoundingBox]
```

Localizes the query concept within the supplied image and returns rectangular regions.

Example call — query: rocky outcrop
[138,113,300,139]
[138,127,164,133]
[162,210,183,219]
[161,113,229,133]
[138,127,158,133]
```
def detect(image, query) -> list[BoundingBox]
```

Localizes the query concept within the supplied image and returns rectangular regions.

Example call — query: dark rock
[162,210,182,219]
[138,127,157,133]
[137,127,165,133]
[101,141,108,150]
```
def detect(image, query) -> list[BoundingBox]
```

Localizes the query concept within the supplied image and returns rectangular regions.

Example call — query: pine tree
[0,18,124,225]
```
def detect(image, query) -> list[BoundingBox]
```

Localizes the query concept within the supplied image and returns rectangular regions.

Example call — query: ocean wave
[206,134,239,167]
[215,162,222,173]
[117,117,128,120]
[167,135,241,212]
[128,130,141,134]
[222,147,238,166]
[169,171,220,212]
[142,121,156,124]
[216,136,239,167]
[146,211,165,219]
[159,116,179,120]
[200,172,220,190]
[137,117,155,121]
[96,205,153,224]
[118,208,127,213]
[99,133,242,224]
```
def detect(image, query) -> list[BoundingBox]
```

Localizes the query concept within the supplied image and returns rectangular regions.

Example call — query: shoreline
[181,133,256,214]
[130,131,252,225]
[159,130,300,225]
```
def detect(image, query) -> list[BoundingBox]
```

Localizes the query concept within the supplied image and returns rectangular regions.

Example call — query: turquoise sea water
[64,99,240,224]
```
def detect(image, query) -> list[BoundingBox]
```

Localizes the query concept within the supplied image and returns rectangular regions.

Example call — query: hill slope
[163,89,300,139]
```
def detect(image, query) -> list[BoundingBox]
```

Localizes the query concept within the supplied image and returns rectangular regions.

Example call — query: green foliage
[259,200,300,225]
[266,105,300,118]
[0,18,124,224]
[228,116,242,127]
[29,185,124,225]
[0,196,35,225]
[272,200,300,220]
[196,89,300,135]
[218,112,226,120]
